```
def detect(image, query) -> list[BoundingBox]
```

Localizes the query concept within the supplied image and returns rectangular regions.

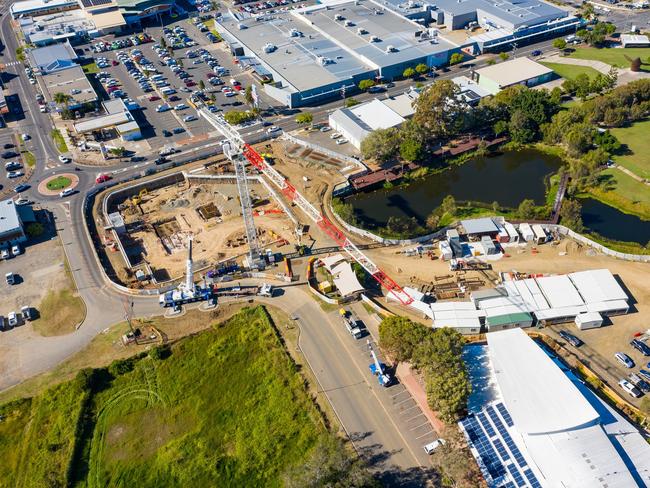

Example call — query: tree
[491,201,500,213]
[415,63,429,75]
[517,199,536,219]
[345,98,360,107]
[386,216,419,236]
[224,110,255,125]
[399,138,422,162]
[160,37,167,49]
[441,195,456,216]
[563,123,593,157]
[426,212,440,230]
[577,22,616,47]
[53,92,72,107]
[413,80,463,139]
[509,110,536,143]
[560,199,584,232]
[244,85,254,105]
[493,119,508,136]
[425,365,471,422]
[295,112,313,125]
[593,129,620,153]
[109,147,126,157]
[360,127,400,162]
[574,73,592,100]
[553,38,567,53]
[403,67,416,78]
[379,316,430,362]
[283,436,378,488]
[198,79,206,91]
[449,52,464,65]
[149,345,171,360]
[358,79,376,91]
[498,52,509,62]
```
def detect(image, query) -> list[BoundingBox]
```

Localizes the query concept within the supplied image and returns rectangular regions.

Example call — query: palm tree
[53,92,72,108]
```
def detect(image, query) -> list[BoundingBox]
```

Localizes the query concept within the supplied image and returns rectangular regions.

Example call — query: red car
[107,86,119,93]
[185,80,197,87]
[112,60,119,66]
[148,95,160,101]
[206,72,216,78]
[233,85,242,91]
[95,174,111,184]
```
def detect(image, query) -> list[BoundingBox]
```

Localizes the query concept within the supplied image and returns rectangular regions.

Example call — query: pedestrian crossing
[1,61,21,68]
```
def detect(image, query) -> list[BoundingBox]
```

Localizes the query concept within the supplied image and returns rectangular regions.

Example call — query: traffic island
[38,173,79,196]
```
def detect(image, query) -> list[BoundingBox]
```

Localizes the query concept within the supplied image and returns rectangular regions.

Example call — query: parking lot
[0,132,32,199]
[79,15,265,153]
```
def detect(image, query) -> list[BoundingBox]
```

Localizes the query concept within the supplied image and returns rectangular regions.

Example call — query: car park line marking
[394,396,415,406]
[415,430,435,440]
[391,389,409,399]
[409,421,431,432]
[405,412,426,423]
[399,404,421,415]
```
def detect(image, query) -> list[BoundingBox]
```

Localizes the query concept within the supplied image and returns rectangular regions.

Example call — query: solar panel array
[80,0,113,7]
[459,402,542,488]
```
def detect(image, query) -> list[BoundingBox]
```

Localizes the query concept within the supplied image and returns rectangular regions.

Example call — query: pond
[347,149,563,228]
[579,197,650,246]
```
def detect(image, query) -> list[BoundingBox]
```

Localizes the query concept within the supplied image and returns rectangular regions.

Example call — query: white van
[619,379,642,398]
[59,188,74,198]
[423,438,446,455]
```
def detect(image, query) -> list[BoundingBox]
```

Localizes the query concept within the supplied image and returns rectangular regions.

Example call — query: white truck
[339,309,364,339]
[257,283,273,297]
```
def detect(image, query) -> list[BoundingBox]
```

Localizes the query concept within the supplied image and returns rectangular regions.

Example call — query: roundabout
[38,173,79,196]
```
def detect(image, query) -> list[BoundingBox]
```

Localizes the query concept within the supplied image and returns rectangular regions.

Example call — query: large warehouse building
[459,328,650,487]
[216,0,461,107]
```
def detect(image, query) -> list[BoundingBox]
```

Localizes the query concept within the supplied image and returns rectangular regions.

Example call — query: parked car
[559,330,583,347]
[7,312,18,328]
[1,249,10,259]
[58,155,71,163]
[619,379,642,398]
[336,138,348,145]
[615,352,635,369]
[11,244,20,256]
[266,126,281,134]
[631,339,650,356]
[638,369,650,383]
[5,272,16,284]
[183,115,198,122]
[423,438,446,455]
[531,50,542,56]
[628,373,650,393]
[14,183,29,193]
[156,104,171,112]
[172,127,185,134]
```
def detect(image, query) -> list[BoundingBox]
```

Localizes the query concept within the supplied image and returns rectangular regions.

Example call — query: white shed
[439,240,453,261]
[532,224,547,244]
[504,222,519,243]
[575,312,603,330]
[519,223,535,242]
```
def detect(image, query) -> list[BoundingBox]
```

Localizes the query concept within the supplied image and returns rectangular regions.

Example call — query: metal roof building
[474,57,555,94]
[27,40,78,74]
[0,199,28,247]
[461,217,499,236]
[465,328,650,488]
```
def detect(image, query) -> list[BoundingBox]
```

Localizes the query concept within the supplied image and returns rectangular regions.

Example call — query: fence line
[281,133,368,175]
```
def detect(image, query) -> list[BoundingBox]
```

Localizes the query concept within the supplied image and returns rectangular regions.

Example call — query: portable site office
[519,223,535,242]
[532,224,547,244]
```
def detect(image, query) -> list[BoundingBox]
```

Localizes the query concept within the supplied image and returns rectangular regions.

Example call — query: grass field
[610,120,650,180]
[34,261,85,336]
[0,307,327,487]
[590,168,650,218]
[46,176,72,191]
[50,129,68,153]
[568,47,650,72]
[540,62,601,80]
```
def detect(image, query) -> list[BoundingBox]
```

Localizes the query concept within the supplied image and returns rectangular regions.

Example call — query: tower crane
[198,108,413,306]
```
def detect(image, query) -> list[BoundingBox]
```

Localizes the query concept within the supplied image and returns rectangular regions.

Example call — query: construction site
[103,165,300,285]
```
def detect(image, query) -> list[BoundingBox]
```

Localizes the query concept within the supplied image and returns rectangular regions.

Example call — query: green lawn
[568,47,650,72]
[590,168,650,218]
[610,119,650,180]
[46,176,72,191]
[81,61,99,74]
[50,129,68,153]
[22,150,35,167]
[540,62,601,80]
[0,307,327,487]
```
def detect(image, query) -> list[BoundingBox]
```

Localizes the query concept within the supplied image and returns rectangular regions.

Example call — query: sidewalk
[396,362,446,434]
[542,54,612,75]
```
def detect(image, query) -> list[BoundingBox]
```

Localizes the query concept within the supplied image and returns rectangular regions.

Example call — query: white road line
[399,404,421,415]
[405,412,426,423]
[415,430,434,440]
[394,396,415,406]
[409,421,431,432]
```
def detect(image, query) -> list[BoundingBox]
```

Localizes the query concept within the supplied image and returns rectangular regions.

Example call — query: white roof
[477,295,529,311]
[10,0,77,15]
[533,305,586,321]
[531,224,546,239]
[519,222,534,237]
[409,299,434,319]
[585,300,629,314]
[0,199,21,234]
[536,275,584,309]
[348,98,406,131]
[475,57,554,88]
[483,304,530,318]
[504,222,519,239]
[320,253,347,271]
[330,261,364,297]
[568,269,628,304]
[430,301,478,312]
[621,34,650,45]
[504,278,550,311]
[487,328,599,434]
[575,312,602,324]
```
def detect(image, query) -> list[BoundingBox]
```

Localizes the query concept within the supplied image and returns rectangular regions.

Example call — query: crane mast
[198,107,413,305]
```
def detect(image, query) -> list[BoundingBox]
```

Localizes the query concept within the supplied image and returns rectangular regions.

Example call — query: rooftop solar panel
[523,469,542,488]
[80,0,112,7]
[492,438,510,461]
[507,464,526,487]
[478,412,496,438]
[496,402,514,427]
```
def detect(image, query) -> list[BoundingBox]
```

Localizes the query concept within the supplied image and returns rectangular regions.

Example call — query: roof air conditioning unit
[370,35,379,42]
[385,45,397,52]
[357,27,367,34]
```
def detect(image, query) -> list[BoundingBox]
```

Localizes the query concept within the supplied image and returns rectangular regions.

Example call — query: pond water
[347,149,563,228]
[579,197,650,246]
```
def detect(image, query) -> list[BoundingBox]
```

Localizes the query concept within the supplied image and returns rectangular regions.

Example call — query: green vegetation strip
[0,307,329,487]
[568,47,650,71]
[540,62,601,81]
[46,176,72,191]
[22,151,35,167]
[51,129,69,153]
